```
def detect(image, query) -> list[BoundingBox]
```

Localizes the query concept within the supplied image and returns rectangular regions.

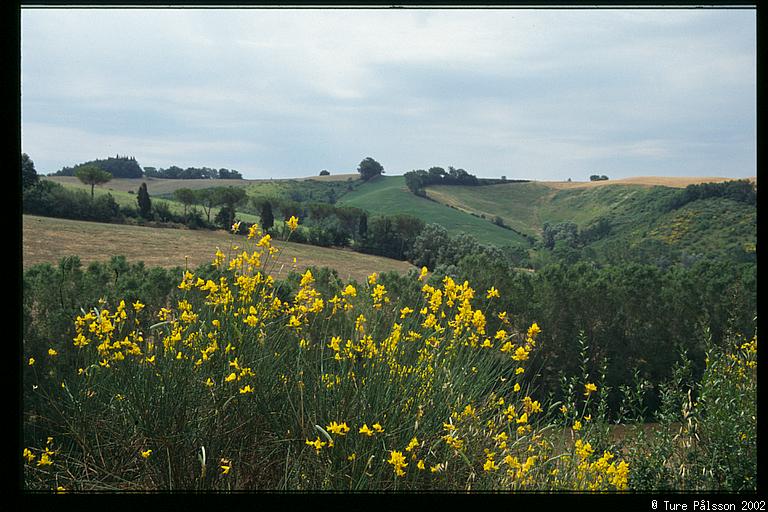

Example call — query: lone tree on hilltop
[357,157,384,181]
[75,164,112,198]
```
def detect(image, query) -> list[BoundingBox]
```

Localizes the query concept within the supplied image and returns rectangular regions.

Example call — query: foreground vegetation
[22,219,756,492]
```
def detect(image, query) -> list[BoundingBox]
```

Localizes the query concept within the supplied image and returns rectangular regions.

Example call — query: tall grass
[21,219,756,492]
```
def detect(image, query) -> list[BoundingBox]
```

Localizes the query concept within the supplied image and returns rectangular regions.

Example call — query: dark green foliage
[152,202,175,223]
[23,180,122,223]
[57,155,143,179]
[541,221,579,250]
[137,182,152,219]
[358,212,368,239]
[356,214,425,260]
[214,205,236,229]
[75,165,113,198]
[260,201,275,231]
[423,250,756,421]
[589,174,609,181]
[404,166,480,195]
[357,157,384,181]
[22,153,39,190]
[173,188,197,217]
[319,169,330,176]
[666,179,756,210]
[212,187,248,228]
[144,165,243,179]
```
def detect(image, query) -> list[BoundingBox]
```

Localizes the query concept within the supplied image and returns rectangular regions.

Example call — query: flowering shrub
[22,218,754,492]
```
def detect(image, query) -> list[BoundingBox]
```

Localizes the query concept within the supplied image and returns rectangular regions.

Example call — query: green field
[337,176,530,247]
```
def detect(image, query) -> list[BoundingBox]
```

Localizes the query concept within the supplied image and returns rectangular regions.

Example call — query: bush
[22,230,637,492]
[22,181,123,223]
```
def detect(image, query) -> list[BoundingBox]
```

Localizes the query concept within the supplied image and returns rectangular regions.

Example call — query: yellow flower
[405,437,419,452]
[387,450,408,477]
[37,452,53,466]
[347,453,357,462]
[220,458,231,475]
[23,448,35,463]
[584,382,598,396]
[140,449,152,459]
[239,385,254,394]
[305,437,326,454]
[486,287,500,299]
[573,420,582,431]
[358,424,374,436]
[512,346,529,361]
[372,422,384,433]
[326,421,350,436]
[367,272,378,285]
[286,215,299,231]
[48,348,57,357]
[417,459,425,470]
[28,357,35,366]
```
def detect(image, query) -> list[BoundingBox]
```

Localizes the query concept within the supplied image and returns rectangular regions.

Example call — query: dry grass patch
[542,176,754,189]
[22,215,414,283]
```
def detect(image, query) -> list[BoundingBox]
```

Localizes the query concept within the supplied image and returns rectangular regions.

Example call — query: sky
[20,7,756,181]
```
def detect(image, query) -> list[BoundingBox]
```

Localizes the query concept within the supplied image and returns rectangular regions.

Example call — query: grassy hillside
[337,176,530,247]
[426,181,553,237]
[424,178,756,263]
[587,195,757,263]
[22,215,414,283]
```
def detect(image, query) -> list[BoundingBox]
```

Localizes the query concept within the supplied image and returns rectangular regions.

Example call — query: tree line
[666,179,756,211]
[143,165,243,180]
[50,155,243,180]
[404,166,528,197]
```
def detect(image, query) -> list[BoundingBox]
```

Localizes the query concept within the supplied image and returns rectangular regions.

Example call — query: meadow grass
[338,176,529,247]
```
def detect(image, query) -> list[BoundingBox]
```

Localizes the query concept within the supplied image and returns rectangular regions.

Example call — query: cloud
[21,7,756,180]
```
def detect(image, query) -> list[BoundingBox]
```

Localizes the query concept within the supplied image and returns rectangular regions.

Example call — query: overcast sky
[20,7,756,181]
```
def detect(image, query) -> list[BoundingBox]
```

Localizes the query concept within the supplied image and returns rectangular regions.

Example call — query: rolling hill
[336,175,531,247]
[41,173,755,266]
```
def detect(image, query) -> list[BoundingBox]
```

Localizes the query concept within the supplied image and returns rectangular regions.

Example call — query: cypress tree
[137,182,152,219]
[260,201,275,231]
